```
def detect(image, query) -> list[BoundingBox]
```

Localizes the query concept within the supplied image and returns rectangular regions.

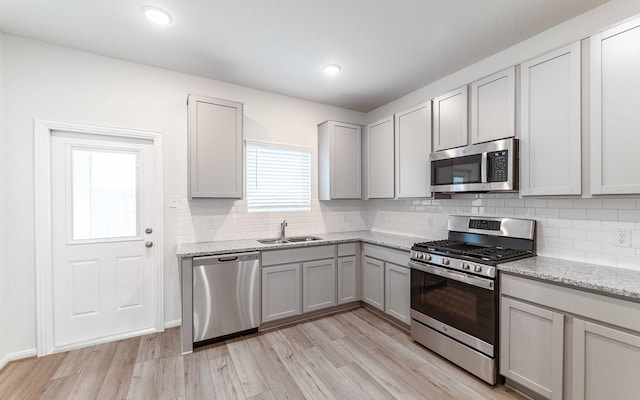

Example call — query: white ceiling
[0,0,610,112]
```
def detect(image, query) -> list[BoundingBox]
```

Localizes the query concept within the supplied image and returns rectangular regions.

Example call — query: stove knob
[425,254,432,261]
[417,253,424,260]
[474,265,483,273]
[462,263,470,270]
[441,258,449,266]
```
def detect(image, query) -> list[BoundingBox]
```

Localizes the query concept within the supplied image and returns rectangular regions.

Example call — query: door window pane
[72,148,138,240]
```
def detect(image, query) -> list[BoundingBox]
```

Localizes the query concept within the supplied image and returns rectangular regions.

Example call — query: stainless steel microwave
[430,138,518,193]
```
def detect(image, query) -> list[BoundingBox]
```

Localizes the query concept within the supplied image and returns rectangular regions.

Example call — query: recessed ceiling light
[323,64,342,76]
[142,5,173,25]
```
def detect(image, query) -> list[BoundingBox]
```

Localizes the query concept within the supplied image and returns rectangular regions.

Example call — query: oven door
[409,260,496,356]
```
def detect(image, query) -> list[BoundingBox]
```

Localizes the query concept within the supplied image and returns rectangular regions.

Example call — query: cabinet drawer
[262,245,335,266]
[338,243,357,257]
[362,243,409,266]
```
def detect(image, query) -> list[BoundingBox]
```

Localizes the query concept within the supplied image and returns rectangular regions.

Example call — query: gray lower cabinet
[384,262,410,324]
[501,273,640,400]
[571,319,640,400]
[362,244,410,323]
[500,297,564,400]
[302,258,337,313]
[261,245,339,324]
[337,255,358,304]
[362,256,384,311]
[261,263,302,323]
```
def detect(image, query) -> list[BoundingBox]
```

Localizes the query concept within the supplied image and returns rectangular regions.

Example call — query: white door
[50,131,158,350]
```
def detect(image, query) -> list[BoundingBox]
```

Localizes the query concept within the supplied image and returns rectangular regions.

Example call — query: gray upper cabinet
[520,43,581,196]
[364,116,395,199]
[394,102,432,198]
[318,121,362,200]
[470,67,515,144]
[187,94,243,199]
[590,17,640,194]
[433,86,468,151]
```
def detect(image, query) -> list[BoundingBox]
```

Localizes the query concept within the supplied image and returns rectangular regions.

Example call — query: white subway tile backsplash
[559,208,587,220]
[619,210,640,222]
[572,220,602,230]
[536,208,560,218]
[175,191,640,270]
[559,229,586,240]
[525,199,548,208]
[603,199,637,209]
[587,209,618,221]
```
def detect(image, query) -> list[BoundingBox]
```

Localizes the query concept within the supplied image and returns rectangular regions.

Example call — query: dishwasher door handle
[217,256,239,263]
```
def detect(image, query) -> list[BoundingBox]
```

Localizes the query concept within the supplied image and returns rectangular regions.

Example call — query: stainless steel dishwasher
[192,252,260,345]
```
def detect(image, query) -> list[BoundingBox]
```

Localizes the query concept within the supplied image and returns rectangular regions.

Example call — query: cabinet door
[261,263,301,323]
[521,42,581,196]
[433,86,468,151]
[337,256,358,304]
[365,117,395,199]
[395,102,432,198]
[331,121,362,199]
[384,262,409,324]
[470,67,515,144]
[500,297,564,400]
[591,18,640,194]
[302,259,337,313]
[572,319,640,400]
[362,256,384,311]
[187,95,243,198]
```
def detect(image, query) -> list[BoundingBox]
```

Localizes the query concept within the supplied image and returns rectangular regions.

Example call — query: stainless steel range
[409,215,536,385]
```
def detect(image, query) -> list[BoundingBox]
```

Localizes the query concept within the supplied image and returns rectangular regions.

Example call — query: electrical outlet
[343,214,349,223]
[614,229,632,248]
[380,212,385,222]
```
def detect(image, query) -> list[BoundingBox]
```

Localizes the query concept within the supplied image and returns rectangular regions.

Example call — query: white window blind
[246,142,311,212]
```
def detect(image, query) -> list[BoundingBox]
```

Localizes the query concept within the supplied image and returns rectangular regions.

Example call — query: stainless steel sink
[257,238,289,244]
[286,236,323,242]
[257,236,323,244]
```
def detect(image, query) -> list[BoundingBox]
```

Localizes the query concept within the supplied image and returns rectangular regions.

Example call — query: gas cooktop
[412,239,533,264]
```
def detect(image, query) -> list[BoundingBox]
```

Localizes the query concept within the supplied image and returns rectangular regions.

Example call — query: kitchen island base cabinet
[500,297,564,400]
[302,259,337,313]
[261,263,301,323]
[572,319,640,400]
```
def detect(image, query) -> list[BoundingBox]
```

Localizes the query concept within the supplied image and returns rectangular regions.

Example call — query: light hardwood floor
[0,307,526,399]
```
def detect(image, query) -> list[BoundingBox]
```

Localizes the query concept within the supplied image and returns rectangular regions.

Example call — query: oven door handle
[408,261,495,291]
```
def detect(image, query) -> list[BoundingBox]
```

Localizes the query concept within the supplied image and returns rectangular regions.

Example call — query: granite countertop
[176,230,433,258]
[177,232,640,302]
[499,256,640,301]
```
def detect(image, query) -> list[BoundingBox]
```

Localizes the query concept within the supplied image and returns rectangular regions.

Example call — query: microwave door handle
[481,152,488,183]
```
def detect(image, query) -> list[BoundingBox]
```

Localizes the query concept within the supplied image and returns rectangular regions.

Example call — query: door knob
[145,228,153,234]
[145,241,154,248]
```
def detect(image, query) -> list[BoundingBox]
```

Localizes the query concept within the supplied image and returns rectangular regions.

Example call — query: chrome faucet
[280,220,288,240]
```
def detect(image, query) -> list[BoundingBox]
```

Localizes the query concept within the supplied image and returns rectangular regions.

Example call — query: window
[71,148,139,240]
[246,142,311,212]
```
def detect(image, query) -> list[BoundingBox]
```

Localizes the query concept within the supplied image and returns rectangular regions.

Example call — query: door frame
[34,119,164,356]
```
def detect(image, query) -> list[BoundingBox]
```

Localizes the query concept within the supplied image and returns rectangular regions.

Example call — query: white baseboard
[0,348,37,370]
[164,319,182,329]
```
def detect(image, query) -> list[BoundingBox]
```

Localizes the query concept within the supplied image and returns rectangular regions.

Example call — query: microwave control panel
[487,150,508,182]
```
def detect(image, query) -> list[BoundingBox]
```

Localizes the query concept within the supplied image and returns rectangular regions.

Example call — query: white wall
[0,32,9,367]
[1,34,365,354]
